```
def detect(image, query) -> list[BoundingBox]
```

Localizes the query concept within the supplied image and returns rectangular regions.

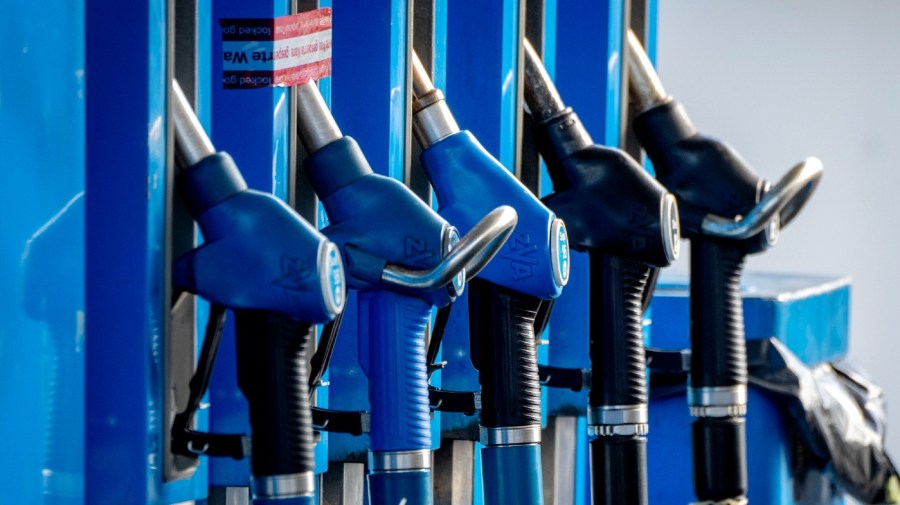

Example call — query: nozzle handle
[381,205,517,291]
[235,310,316,500]
[701,157,823,240]
[468,278,543,430]
[361,290,434,453]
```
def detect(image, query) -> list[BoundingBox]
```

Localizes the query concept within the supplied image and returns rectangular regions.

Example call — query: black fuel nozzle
[625,30,822,253]
[523,39,679,505]
[625,31,823,504]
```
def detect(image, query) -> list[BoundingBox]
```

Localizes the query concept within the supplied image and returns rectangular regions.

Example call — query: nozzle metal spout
[173,80,216,167]
[296,80,343,153]
[625,30,670,113]
[522,39,566,122]
[410,51,460,147]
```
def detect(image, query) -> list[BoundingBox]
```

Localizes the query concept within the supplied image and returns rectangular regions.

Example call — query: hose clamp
[691,497,748,505]
[251,472,316,499]
[412,99,461,147]
[587,405,649,437]
[480,425,542,446]
[368,449,432,473]
[688,385,748,418]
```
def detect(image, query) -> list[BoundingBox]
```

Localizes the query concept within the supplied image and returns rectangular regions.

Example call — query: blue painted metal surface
[647,273,850,505]
[206,0,294,489]
[83,0,170,502]
[0,4,86,504]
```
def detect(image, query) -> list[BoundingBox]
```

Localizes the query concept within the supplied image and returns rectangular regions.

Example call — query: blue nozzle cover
[173,152,345,322]
[177,152,249,216]
[420,131,567,299]
[305,136,456,307]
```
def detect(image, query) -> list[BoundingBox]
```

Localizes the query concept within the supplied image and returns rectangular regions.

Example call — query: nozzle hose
[172,79,216,167]
[625,30,669,113]
[296,80,342,153]
[522,39,566,122]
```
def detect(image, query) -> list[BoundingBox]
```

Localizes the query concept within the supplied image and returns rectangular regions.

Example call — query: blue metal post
[84,0,169,502]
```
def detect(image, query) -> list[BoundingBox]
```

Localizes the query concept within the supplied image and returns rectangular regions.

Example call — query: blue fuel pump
[409,51,569,505]
[521,39,679,505]
[169,80,346,505]
[625,32,823,505]
[293,80,517,505]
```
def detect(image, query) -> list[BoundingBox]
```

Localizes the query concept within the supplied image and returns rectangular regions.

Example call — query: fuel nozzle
[171,80,346,505]
[523,39,679,505]
[410,48,571,504]
[625,31,823,504]
[294,78,515,305]
[523,39,679,267]
[624,30,822,251]
[171,80,345,321]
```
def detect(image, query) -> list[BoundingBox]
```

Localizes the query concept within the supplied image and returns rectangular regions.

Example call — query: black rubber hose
[590,436,648,505]
[468,278,542,428]
[692,417,747,501]
[235,310,316,478]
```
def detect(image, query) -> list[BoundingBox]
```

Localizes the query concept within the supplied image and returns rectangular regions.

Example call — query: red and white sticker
[219,8,332,89]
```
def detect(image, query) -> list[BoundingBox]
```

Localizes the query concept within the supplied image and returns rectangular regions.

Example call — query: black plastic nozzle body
[633,99,762,502]
[535,108,676,505]
[235,311,316,478]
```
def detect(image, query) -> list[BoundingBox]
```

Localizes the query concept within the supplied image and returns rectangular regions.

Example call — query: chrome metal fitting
[587,405,649,437]
[368,449,432,473]
[691,497,749,505]
[480,425,541,447]
[588,423,649,437]
[412,99,461,148]
[252,472,316,499]
[688,385,748,418]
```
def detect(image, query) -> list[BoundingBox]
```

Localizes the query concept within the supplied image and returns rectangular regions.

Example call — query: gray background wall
[656,0,900,461]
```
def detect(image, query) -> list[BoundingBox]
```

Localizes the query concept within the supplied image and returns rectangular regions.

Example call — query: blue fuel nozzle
[409,52,563,505]
[169,80,345,504]
[295,80,515,505]
[171,81,345,323]
[410,53,569,300]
